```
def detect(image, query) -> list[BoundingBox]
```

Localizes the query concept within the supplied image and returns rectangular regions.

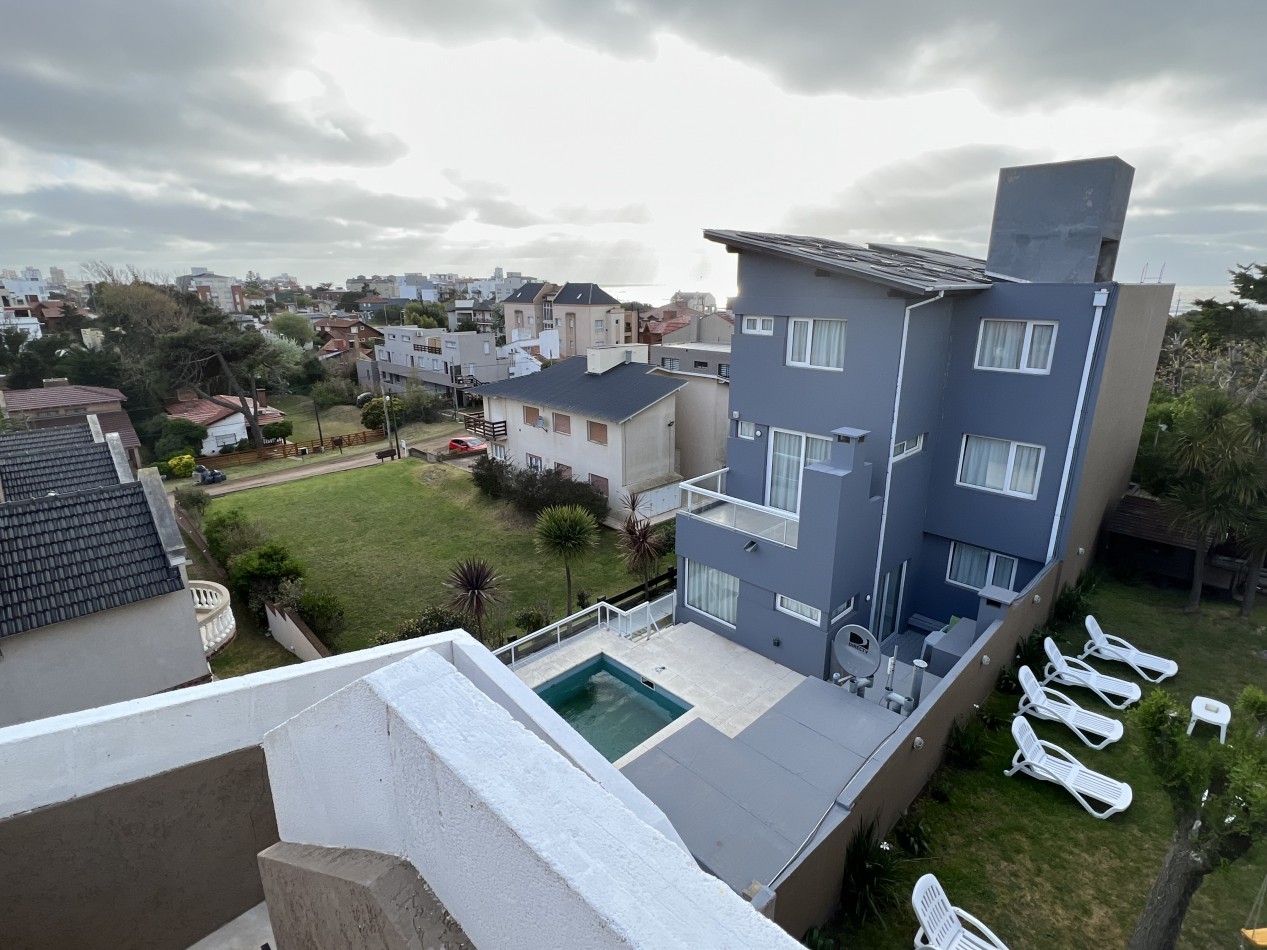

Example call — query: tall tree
[1127,687,1267,950]
[534,505,598,616]
[270,312,314,347]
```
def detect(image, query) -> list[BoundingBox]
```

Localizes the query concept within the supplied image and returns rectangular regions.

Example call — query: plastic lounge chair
[1081,615,1178,683]
[912,873,1009,949]
[1017,665,1123,749]
[1041,638,1141,710]
[1005,717,1133,819]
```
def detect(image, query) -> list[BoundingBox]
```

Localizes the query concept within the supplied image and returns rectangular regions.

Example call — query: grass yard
[274,394,364,443]
[836,577,1267,949]
[206,459,641,651]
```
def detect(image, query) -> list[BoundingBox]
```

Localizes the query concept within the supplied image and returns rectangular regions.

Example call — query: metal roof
[0,442,122,501]
[704,229,997,294]
[476,357,685,423]
[502,281,548,304]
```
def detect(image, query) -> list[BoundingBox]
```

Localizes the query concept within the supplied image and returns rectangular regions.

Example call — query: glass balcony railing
[679,469,799,548]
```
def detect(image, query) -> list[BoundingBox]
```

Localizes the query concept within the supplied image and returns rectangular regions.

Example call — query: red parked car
[448,436,487,454]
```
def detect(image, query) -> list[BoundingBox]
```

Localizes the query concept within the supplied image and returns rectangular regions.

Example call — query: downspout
[870,291,945,631]
[1046,287,1111,562]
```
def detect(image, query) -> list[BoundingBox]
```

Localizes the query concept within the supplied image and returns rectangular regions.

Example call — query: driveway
[197,451,395,497]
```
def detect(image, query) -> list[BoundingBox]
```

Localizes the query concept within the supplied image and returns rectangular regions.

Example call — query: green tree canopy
[534,504,599,617]
[270,312,314,346]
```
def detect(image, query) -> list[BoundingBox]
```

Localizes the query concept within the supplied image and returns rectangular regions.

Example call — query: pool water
[536,657,690,762]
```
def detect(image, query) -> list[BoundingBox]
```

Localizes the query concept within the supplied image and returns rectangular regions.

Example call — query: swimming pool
[535,655,690,762]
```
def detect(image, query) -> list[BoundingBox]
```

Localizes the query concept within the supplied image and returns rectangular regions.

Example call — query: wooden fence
[197,429,386,468]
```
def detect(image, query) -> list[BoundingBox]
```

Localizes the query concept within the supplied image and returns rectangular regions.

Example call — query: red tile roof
[1,385,126,412]
[30,411,141,450]
[165,397,284,428]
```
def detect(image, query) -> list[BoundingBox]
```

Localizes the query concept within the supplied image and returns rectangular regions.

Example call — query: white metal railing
[191,580,236,657]
[679,468,799,548]
[494,592,677,667]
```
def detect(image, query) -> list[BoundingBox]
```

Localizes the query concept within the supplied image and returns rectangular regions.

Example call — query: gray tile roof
[0,481,184,638]
[503,281,547,304]
[553,283,620,307]
[0,423,94,454]
[0,442,122,501]
[703,229,996,294]
[476,357,685,423]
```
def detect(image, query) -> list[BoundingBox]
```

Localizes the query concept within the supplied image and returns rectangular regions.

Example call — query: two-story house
[550,283,632,358]
[0,379,143,467]
[675,157,1171,678]
[373,325,511,407]
[470,346,686,516]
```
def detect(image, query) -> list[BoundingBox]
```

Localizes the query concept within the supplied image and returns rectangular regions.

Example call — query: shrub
[298,591,346,647]
[166,454,196,478]
[228,541,305,617]
[839,820,904,925]
[154,418,208,460]
[203,509,267,566]
[472,454,514,499]
[1014,627,1048,672]
[945,714,989,770]
[802,927,839,950]
[360,396,402,431]
[513,606,548,633]
[262,420,293,441]
[173,487,212,522]
[394,604,465,641]
[396,386,447,424]
[1053,568,1102,625]
[893,809,933,859]
[218,444,239,455]
[312,377,357,408]
[575,589,591,610]
[657,519,676,558]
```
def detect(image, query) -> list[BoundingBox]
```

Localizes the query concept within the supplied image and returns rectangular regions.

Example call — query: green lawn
[837,577,1267,949]
[206,460,641,651]
[273,394,364,443]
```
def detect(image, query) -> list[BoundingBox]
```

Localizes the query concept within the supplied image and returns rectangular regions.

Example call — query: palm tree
[617,491,667,599]
[445,558,502,644]
[534,505,598,616]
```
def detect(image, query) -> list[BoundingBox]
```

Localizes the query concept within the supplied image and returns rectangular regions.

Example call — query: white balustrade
[190,580,237,657]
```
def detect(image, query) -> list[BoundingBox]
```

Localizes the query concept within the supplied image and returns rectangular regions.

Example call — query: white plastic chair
[1005,716,1133,819]
[912,873,1009,949]
[1017,665,1123,749]
[1042,638,1141,710]
[1081,615,1178,683]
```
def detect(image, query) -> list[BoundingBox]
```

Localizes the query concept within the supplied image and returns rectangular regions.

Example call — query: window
[492,444,507,461]
[685,560,739,626]
[555,463,573,479]
[523,406,540,427]
[767,429,832,513]
[737,421,756,440]
[553,412,571,435]
[776,594,821,626]
[660,357,681,371]
[514,309,523,318]
[743,316,774,335]
[526,454,543,472]
[958,435,1045,499]
[787,318,846,370]
[975,320,1057,373]
[432,358,440,370]
[588,473,609,495]
[693,360,709,369]
[587,421,608,445]
[595,320,604,331]
[947,542,1018,592]
[718,363,731,379]
[830,595,857,623]
[892,433,925,461]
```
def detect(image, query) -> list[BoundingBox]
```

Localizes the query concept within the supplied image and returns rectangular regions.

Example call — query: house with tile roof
[165,393,285,456]
[550,283,632,358]
[0,379,143,467]
[0,422,219,727]
[469,345,686,518]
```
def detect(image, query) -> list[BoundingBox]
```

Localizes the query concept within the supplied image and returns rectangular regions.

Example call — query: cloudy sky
[3,1,1264,303]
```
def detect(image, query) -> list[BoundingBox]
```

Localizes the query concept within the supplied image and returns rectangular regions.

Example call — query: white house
[165,395,285,456]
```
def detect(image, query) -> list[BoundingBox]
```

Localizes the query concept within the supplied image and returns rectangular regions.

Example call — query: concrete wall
[669,373,730,478]
[769,562,1063,936]
[265,602,332,661]
[262,648,799,949]
[0,747,278,950]
[0,588,210,728]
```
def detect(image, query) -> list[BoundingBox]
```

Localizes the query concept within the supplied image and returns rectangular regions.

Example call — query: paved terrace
[515,621,942,896]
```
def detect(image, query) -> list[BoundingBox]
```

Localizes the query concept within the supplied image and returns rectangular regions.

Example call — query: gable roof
[0,442,121,501]
[553,283,620,307]
[0,423,94,454]
[703,230,995,294]
[476,356,685,423]
[0,481,184,638]
[1,385,126,413]
[503,282,547,304]
[27,411,142,451]
[165,397,284,428]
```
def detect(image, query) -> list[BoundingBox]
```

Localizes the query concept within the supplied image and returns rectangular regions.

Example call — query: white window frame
[974,319,1058,374]
[957,435,1045,500]
[776,593,821,626]
[786,318,846,371]
[491,443,507,461]
[684,560,739,628]
[526,453,543,472]
[765,427,833,513]
[737,420,756,440]
[743,315,774,335]
[661,357,681,371]
[830,595,857,623]
[892,433,925,461]
[946,542,1019,592]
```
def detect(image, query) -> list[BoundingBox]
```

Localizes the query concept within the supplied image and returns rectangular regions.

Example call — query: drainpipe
[870,291,945,631]
[1046,287,1110,562]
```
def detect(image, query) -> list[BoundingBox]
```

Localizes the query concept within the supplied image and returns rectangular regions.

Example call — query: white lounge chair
[1005,716,1132,818]
[912,873,1009,949]
[1042,638,1141,710]
[1017,665,1123,749]
[1081,615,1178,683]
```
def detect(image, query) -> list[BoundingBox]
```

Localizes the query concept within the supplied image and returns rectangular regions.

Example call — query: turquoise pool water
[536,656,690,762]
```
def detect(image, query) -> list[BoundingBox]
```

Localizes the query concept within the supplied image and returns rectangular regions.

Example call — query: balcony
[191,580,236,657]
[462,412,508,440]
[680,468,799,548]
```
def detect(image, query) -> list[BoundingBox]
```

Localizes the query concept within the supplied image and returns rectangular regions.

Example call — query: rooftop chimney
[985,157,1134,284]
[42,377,70,387]
[256,388,269,408]
[586,344,649,375]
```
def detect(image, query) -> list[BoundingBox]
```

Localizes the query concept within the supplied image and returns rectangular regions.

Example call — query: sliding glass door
[877,561,907,640]
[766,428,832,513]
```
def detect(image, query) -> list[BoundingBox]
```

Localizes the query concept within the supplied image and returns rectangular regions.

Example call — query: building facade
[675,157,1171,678]
[177,269,247,313]
[374,325,510,405]
[649,341,732,479]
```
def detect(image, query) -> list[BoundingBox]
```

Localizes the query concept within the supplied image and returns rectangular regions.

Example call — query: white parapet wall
[263,648,799,949]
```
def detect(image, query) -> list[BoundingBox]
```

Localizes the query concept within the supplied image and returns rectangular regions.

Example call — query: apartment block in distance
[676,157,1171,678]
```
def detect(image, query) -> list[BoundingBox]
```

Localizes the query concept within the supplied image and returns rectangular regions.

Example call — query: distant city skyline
[2,2,1263,303]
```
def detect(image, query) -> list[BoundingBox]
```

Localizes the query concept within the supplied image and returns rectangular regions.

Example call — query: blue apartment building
[675,157,1172,678]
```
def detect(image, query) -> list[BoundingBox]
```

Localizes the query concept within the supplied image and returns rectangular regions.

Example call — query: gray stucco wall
[0,589,209,727]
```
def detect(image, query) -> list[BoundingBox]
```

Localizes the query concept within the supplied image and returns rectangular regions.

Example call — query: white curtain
[769,431,803,511]
[960,436,1010,491]
[789,321,810,363]
[977,320,1025,368]
[806,435,832,466]
[990,555,1018,589]
[686,561,739,625]
[1010,444,1042,495]
[949,544,990,588]
[778,595,820,624]
[1026,324,1055,370]
[809,320,847,369]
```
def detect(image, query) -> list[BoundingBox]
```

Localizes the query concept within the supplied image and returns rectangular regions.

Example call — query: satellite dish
[832,624,881,679]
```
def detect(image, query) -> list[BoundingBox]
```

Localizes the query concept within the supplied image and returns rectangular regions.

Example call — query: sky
[2,1,1264,304]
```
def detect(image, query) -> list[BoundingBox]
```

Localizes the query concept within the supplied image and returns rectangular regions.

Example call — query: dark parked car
[193,464,227,485]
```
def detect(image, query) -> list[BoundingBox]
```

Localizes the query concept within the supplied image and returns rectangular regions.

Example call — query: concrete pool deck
[513,621,807,768]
